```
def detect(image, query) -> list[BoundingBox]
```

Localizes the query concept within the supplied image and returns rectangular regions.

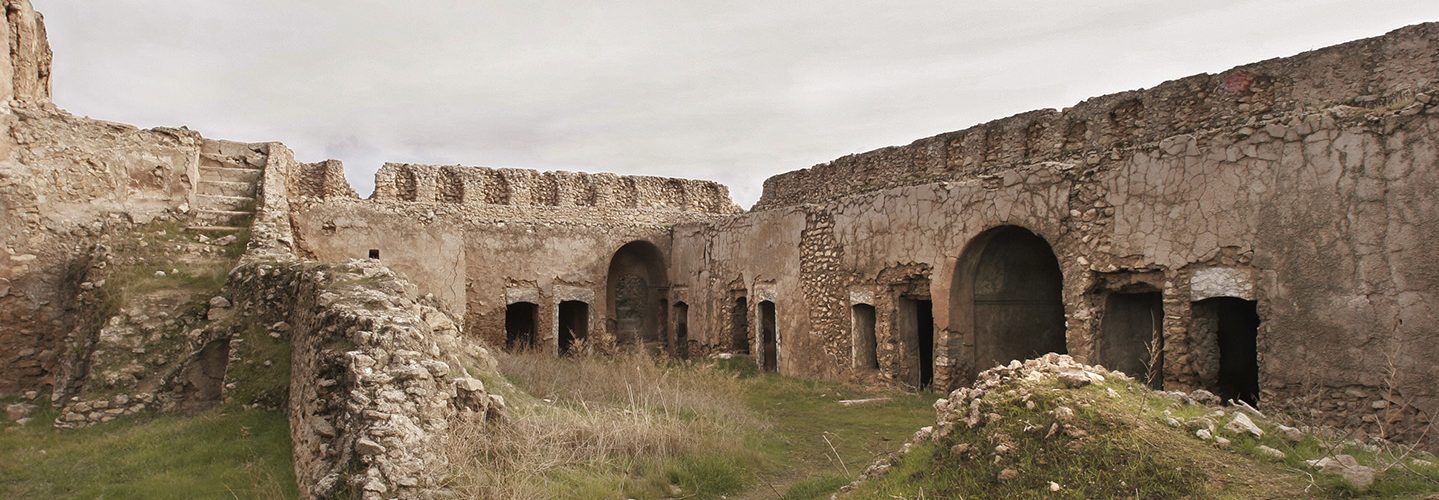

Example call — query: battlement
[754,22,1439,210]
[292,161,740,214]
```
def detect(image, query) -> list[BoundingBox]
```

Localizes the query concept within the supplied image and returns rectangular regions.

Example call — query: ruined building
[2,0,1438,494]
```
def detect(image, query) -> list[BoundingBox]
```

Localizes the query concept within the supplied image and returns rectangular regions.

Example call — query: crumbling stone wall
[229,259,502,499]
[673,23,1439,448]
[290,161,738,355]
[0,107,211,396]
[363,162,741,214]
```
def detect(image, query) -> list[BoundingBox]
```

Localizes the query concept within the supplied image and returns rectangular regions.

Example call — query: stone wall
[673,23,1439,448]
[754,23,1439,210]
[360,162,740,214]
[229,259,501,499]
[291,161,740,355]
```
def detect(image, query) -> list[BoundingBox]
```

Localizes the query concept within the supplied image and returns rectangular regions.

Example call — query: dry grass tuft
[445,350,762,498]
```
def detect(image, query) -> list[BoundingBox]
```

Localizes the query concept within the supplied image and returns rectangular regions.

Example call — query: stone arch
[951,225,1067,378]
[606,240,668,347]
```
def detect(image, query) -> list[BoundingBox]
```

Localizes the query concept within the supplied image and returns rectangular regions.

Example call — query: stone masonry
[2,4,1439,499]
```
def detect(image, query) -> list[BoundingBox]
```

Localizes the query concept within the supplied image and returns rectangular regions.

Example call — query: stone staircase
[188,147,264,233]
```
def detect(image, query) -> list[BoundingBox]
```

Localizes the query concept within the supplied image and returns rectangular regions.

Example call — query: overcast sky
[36,1,1439,207]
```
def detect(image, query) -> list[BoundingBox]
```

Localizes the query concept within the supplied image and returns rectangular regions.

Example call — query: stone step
[193,209,252,227]
[195,194,255,211]
[200,166,262,183]
[198,179,256,197]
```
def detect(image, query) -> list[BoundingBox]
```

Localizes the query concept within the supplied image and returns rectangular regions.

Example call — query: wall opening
[558,301,589,356]
[851,303,878,371]
[505,302,539,351]
[673,302,689,360]
[177,338,230,413]
[606,241,668,347]
[898,298,935,387]
[1194,297,1260,405]
[368,249,380,259]
[731,296,750,354]
[1098,291,1165,389]
[759,300,777,373]
[952,225,1066,377]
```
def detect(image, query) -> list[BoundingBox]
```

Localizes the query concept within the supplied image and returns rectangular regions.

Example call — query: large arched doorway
[952,225,1067,377]
[606,241,669,347]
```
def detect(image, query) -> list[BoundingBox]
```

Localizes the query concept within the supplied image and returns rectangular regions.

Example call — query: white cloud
[36,0,1439,207]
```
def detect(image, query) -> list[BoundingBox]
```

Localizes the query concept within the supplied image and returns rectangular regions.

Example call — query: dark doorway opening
[606,241,668,347]
[852,304,878,370]
[558,301,589,356]
[759,300,777,373]
[954,226,1067,376]
[898,298,935,387]
[673,302,689,359]
[732,296,750,353]
[505,302,539,351]
[1196,297,1260,405]
[1099,291,1165,388]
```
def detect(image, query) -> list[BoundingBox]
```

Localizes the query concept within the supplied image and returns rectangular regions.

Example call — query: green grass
[0,405,296,499]
[847,373,1439,499]
[223,319,293,409]
[734,371,937,499]
[450,352,935,499]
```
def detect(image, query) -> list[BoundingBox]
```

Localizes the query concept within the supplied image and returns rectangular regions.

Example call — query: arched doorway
[952,225,1067,377]
[606,241,669,347]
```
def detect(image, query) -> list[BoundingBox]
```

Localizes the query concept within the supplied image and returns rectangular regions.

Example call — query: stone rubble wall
[290,199,677,351]
[0,0,52,103]
[249,135,504,499]
[753,23,1439,210]
[229,259,502,499]
[674,23,1439,449]
[329,162,742,214]
[0,104,210,396]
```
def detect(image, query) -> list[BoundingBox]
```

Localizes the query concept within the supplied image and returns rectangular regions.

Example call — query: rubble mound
[841,354,1439,499]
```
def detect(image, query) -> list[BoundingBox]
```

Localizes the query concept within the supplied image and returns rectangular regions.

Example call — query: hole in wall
[673,302,689,360]
[368,249,380,259]
[759,300,777,373]
[731,296,749,354]
[505,302,539,351]
[1098,291,1165,388]
[898,297,935,388]
[852,303,878,370]
[1193,297,1260,405]
[558,300,589,356]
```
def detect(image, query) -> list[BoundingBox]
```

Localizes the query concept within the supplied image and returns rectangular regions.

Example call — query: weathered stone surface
[1225,413,1264,438]
[1307,455,1375,491]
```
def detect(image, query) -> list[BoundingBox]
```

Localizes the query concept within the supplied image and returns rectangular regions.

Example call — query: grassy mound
[845,355,1439,499]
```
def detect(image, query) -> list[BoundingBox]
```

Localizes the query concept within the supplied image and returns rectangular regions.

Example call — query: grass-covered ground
[448,351,935,499]
[845,363,1439,499]
[0,404,295,499]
